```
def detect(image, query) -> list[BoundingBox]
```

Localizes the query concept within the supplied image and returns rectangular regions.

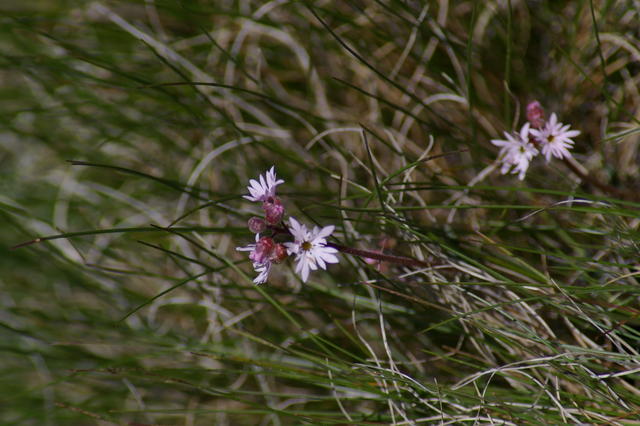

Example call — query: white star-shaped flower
[284,217,339,283]
[243,166,285,202]
[236,235,272,284]
[491,123,539,180]
[530,113,580,162]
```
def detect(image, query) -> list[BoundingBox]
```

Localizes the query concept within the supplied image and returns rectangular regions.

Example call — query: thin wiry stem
[268,225,430,268]
[326,243,430,268]
[561,157,637,201]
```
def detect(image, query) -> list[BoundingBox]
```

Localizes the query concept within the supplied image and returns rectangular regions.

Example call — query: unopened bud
[250,236,275,264]
[263,196,284,225]
[270,243,288,264]
[526,101,545,129]
[248,217,267,234]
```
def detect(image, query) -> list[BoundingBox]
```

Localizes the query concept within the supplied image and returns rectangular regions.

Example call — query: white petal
[319,251,339,264]
[288,216,309,241]
[308,255,319,271]
[300,261,310,282]
[288,216,300,231]
[491,139,510,147]
[284,242,299,255]
[315,225,335,240]
[248,179,263,192]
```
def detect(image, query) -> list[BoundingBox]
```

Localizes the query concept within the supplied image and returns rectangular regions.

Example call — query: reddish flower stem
[561,157,635,201]
[268,225,429,268]
[325,243,430,268]
[527,133,636,201]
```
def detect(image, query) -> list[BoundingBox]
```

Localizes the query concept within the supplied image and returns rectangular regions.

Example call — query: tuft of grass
[2,1,640,424]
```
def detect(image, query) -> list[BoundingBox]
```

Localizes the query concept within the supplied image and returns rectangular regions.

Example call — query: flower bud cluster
[237,167,339,284]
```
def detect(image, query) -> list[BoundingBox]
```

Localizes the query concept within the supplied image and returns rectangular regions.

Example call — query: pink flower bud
[250,236,275,264]
[248,217,267,234]
[270,243,288,264]
[263,196,284,225]
[526,101,546,129]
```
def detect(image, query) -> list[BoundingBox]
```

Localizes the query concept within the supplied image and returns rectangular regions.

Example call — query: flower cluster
[491,101,580,180]
[236,167,339,284]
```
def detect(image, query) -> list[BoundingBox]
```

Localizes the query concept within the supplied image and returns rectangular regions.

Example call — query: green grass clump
[2,1,640,424]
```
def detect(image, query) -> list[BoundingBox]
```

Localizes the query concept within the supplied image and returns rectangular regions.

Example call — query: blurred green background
[2,1,640,424]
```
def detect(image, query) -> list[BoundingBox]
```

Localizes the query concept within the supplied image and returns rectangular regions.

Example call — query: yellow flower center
[301,241,312,251]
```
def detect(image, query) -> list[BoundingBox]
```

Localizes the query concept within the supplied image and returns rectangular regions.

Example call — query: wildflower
[530,113,580,162]
[243,166,284,202]
[285,217,339,282]
[237,235,276,284]
[491,123,538,180]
